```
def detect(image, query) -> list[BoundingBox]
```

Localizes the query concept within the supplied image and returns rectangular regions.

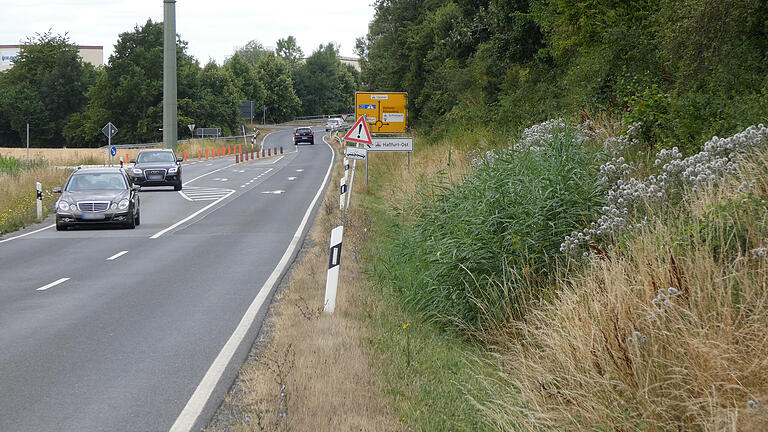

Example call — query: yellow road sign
[355,92,407,134]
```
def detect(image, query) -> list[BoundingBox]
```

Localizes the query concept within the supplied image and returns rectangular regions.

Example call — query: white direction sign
[367,137,413,152]
[344,146,367,161]
[101,122,118,138]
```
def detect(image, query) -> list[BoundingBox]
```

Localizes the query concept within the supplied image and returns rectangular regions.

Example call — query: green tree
[276,36,304,69]
[230,40,269,66]
[223,53,266,112]
[64,20,201,146]
[293,44,356,116]
[256,53,300,123]
[0,31,95,146]
[195,62,241,134]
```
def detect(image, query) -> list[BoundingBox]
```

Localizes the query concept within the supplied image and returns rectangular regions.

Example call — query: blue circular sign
[110,146,117,157]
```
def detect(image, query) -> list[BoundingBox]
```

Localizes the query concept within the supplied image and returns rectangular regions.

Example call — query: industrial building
[0,44,103,71]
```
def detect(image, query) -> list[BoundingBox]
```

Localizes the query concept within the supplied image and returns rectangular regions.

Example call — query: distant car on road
[129,149,183,190]
[53,166,141,230]
[325,118,344,132]
[293,127,314,145]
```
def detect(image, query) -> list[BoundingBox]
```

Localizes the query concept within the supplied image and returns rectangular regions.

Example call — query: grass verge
[207,132,496,431]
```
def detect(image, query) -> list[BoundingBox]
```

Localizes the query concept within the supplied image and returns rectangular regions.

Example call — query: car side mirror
[129,158,136,164]
[131,185,141,191]
[52,187,62,193]
[176,157,183,163]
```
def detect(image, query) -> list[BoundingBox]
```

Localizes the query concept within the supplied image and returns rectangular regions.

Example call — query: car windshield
[137,151,175,163]
[66,173,127,191]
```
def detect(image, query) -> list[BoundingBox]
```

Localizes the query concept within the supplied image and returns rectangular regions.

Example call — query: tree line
[356,0,768,154]
[0,21,360,147]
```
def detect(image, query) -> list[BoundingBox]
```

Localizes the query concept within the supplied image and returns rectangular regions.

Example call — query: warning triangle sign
[343,115,373,146]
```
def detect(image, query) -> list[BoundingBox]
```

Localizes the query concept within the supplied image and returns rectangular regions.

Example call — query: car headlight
[57,201,71,211]
[132,168,143,175]
[118,199,130,210]
[111,202,118,210]
[168,166,178,174]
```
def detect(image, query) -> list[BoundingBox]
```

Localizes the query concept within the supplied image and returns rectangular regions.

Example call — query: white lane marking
[210,178,228,182]
[296,169,304,172]
[179,187,234,202]
[186,163,236,184]
[106,251,128,261]
[288,177,296,181]
[267,155,284,164]
[0,224,55,244]
[206,163,213,166]
[170,132,335,432]
[261,190,285,195]
[36,277,70,291]
[150,190,235,239]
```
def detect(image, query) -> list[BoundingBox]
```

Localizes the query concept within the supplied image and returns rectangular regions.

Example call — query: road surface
[0,127,333,431]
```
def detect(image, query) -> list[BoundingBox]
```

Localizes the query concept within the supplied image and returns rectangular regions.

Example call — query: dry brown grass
[474,153,768,431]
[207,134,406,432]
[0,147,111,165]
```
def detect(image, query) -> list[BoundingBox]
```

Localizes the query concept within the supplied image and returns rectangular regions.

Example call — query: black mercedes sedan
[53,167,141,230]
[129,149,183,190]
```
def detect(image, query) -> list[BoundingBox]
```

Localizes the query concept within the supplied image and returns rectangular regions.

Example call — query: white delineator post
[324,225,344,314]
[340,157,349,209]
[35,182,42,220]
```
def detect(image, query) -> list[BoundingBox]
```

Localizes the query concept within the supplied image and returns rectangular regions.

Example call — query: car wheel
[56,222,67,231]
[174,181,182,191]
[135,208,141,226]
[125,212,136,229]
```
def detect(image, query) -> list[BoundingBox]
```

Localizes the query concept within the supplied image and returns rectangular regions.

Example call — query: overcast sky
[1,0,375,65]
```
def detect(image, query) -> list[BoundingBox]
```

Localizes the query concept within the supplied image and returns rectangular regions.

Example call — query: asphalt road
[0,127,334,431]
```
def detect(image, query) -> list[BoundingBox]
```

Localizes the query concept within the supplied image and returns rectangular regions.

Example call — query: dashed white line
[36,277,70,291]
[106,251,128,261]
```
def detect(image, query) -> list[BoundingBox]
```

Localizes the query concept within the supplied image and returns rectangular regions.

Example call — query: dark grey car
[129,149,183,190]
[54,167,141,230]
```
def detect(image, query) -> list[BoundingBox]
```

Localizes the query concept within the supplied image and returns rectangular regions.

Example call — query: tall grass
[380,124,603,329]
[472,152,768,431]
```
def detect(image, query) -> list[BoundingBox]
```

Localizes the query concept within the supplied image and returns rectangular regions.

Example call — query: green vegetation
[383,123,603,329]
[0,26,358,148]
[357,0,768,152]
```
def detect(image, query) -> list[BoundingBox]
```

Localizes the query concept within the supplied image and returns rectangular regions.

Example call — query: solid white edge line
[36,277,70,291]
[150,190,236,239]
[169,134,335,432]
[106,250,128,261]
[0,224,54,244]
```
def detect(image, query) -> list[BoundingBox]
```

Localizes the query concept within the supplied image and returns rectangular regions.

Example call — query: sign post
[102,122,118,165]
[343,116,373,187]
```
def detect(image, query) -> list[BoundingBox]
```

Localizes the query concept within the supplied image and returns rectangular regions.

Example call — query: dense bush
[383,121,603,328]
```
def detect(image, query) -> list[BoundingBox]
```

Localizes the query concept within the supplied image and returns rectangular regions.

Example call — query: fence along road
[0,126,333,432]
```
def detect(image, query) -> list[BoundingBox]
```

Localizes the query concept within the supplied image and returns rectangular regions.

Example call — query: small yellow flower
[402,323,410,330]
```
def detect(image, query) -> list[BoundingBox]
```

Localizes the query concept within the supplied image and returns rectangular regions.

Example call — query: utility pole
[163,0,178,149]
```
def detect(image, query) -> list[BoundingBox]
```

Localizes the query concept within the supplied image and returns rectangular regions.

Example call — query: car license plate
[148,175,162,180]
[82,213,105,220]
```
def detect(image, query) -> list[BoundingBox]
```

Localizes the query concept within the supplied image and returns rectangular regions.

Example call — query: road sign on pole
[102,122,118,165]
[102,122,118,139]
[343,116,373,146]
[367,137,414,152]
[355,92,407,134]
[344,146,367,161]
